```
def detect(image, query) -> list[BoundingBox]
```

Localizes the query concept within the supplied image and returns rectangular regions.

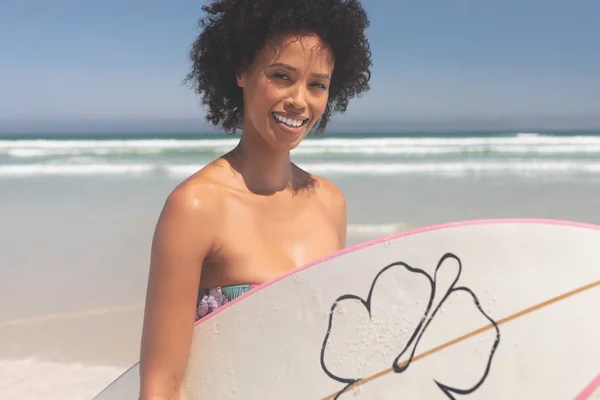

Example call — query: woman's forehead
[259,33,335,71]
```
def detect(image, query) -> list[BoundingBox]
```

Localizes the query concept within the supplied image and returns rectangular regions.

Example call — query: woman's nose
[285,84,307,111]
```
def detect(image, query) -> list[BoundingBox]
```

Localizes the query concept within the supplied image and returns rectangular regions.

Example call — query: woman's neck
[228,130,293,196]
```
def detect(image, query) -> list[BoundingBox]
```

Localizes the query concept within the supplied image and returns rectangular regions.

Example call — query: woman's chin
[266,124,309,150]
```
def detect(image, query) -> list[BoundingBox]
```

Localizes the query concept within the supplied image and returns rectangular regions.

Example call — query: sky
[1,0,599,133]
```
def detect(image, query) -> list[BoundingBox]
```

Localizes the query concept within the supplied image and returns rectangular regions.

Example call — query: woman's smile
[271,112,309,135]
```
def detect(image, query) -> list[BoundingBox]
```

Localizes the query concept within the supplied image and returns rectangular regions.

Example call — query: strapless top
[196,284,256,321]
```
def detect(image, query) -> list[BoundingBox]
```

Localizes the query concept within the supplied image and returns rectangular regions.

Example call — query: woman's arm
[139,185,218,400]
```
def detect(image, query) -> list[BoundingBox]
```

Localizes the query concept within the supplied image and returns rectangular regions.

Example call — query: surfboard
[575,374,600,400]
[94,219,600,399]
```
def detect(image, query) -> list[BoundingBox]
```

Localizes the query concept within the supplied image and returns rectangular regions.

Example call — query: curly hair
[184,0,372,134]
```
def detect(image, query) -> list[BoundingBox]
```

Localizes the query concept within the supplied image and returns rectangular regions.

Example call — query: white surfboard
[94,219,600,399]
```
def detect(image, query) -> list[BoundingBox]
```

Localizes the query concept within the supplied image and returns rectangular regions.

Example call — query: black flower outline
[320,253,501,399]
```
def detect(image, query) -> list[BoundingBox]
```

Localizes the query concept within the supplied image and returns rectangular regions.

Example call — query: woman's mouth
[272,112,309,133]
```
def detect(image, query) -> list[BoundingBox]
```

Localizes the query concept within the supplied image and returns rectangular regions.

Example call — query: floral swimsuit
[195,284,255,321]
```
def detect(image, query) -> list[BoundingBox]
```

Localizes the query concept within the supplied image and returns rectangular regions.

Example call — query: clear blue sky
[1,0,599,133]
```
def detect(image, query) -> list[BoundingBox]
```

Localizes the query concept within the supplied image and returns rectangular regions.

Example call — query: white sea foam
[2,160,600,178]
[0,139,236,150]
[3,134,600,158]
[0,163,154,176]
[8,144,600,158]
[0,358,124,400]
[2,134,600,179]
[163,161,600,178]
[303,161,600,175]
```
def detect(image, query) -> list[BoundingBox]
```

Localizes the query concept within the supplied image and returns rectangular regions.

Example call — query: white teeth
[274,113,304,128]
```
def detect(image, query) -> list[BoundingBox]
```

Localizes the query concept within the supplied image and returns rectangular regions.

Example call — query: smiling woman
[137,0,372,399]
[236,34,334,151]
[237,35,334,150]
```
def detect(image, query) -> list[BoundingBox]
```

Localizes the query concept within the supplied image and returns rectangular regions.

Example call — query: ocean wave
[0,139,236,149]
[3,160,600,178]
[3,135,600,158]
[164,161,600,177]
[0,358,124,400]
[0,164,154,176]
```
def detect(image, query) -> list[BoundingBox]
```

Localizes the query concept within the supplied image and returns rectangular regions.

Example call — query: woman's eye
[274,72,290,81]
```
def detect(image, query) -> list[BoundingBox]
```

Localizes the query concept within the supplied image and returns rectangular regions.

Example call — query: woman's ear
[236,70,245,88]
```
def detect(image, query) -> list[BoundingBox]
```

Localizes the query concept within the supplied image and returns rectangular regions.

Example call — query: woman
[138,0,372,398]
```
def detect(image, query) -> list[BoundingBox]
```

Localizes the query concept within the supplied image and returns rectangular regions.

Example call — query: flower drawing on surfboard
[320,253,501,399]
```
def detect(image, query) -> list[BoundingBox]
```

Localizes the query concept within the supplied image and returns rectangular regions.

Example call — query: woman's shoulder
[291,163,345,208]
[160,161,232,223]
[149,163,232,273]
[312,174,346,209]
[295,167,346,233]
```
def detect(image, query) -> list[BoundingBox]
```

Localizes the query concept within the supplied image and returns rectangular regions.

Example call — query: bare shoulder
[312,175,346,210]
[160,174,221,228]
[153,164,230,255]
[161,161,232,218]
[310,174,347,247]
[292,163,346,213]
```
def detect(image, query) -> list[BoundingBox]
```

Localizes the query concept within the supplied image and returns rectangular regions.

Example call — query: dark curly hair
[184,0,372,134]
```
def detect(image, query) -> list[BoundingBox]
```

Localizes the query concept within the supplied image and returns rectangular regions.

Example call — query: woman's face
[236,33,334,151]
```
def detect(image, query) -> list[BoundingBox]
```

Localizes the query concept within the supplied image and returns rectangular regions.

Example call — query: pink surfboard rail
[194,217,600,326]
[574,374,600,400]
[97,218,600,399]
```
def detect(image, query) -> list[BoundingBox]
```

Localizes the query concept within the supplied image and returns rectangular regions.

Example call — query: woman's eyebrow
[268,62,331,81]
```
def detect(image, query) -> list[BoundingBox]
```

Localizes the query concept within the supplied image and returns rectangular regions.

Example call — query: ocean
[1,130,600,398]
[3,131,600,178]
